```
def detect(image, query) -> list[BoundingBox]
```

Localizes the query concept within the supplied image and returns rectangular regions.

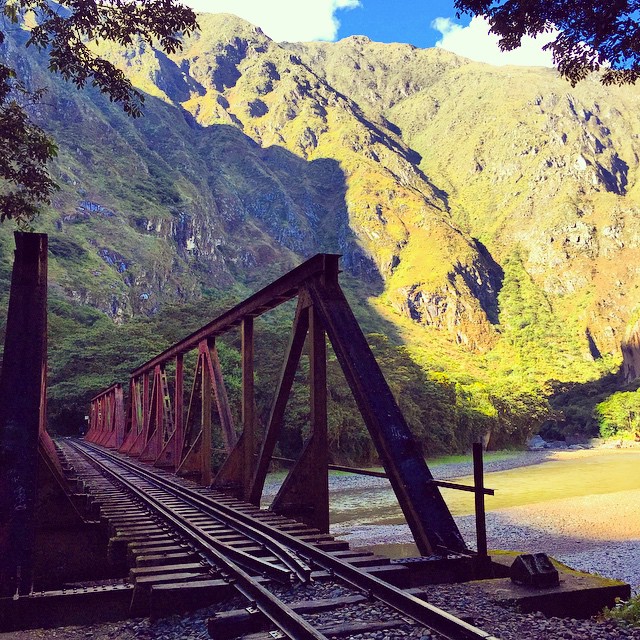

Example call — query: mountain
[2,13,640,450]
[289,36,640,355]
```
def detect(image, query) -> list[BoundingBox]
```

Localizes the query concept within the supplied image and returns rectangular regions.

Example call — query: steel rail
[70,443,293,583]
[74,442,500,640]
[68,441,328,640]
[76,440,311,582]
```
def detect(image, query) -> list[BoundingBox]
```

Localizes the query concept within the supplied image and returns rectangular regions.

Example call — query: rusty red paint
[87,254,466,555]
[0,233,49,595]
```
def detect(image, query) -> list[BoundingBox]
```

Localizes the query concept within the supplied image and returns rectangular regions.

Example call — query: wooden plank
[317,619,407,637]
[130,562,204,578]
[150,579,234,620]
[208,595,371,640]
[136,552,199,567]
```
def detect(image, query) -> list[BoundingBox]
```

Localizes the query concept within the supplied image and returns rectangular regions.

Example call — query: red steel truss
[85,254,467,555]
[0,233,70,595]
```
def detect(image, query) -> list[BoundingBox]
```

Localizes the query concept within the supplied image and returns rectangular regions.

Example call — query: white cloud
[185,0,360,42]
[432,16,556,67]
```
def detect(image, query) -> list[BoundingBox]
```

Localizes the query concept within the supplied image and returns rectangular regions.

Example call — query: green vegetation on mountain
[0,0,197,224]
[2,13,640,459]
[596,390,640,441]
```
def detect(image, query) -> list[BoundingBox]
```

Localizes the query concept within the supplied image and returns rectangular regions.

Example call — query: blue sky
[335,0,469,48]
[186,0,555,67]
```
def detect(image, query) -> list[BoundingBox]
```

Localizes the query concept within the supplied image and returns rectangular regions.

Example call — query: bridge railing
[85,253,467,555]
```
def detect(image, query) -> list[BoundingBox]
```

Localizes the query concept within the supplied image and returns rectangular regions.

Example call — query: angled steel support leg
[249,299,310,505]
[270,298,330,532]
[308,269,467,555]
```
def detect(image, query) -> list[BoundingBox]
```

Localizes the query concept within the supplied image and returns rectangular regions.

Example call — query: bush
[595,391,640,440]
[604,595,640,627]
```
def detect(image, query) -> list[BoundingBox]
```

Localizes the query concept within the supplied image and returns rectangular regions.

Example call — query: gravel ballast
[1,448,639,639]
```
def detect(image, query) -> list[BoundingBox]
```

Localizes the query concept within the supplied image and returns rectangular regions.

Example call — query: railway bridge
[1,233,625,638]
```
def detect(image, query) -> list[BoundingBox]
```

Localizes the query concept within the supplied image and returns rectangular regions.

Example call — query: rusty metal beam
[307,274,467,555]
[88,253,467,556]
[308,303,329,532]
[154,357,182,469]
[241,318,255,501]
[0,232,48,596]
[201,342,213,485]
[208,344,236,451]
[269,458,494,495]
[174,353,184,464]
[269,302,329,533]
[248,299,309,505]
[140,367,165,462]
[130,254,339,377]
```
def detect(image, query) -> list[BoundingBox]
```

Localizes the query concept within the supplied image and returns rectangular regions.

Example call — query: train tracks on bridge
[59,439,500,640]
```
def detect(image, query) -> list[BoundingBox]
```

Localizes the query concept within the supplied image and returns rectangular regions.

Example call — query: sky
[185,0,556,67]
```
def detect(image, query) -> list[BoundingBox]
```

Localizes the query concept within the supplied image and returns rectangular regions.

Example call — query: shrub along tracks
[60,439,499,640]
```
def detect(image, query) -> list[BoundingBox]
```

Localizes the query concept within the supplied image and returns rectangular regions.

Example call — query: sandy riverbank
[329,448,640,592]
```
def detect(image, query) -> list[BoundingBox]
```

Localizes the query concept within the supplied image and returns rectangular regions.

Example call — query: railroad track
[59,439,500,640]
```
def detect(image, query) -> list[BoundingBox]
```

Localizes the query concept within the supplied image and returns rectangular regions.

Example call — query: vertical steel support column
[114,384,125,448]
[268,295,330,532]
[201,340,213,485]
[0,232,48,596]
[473,442,488,558]
[156,365,164,441]
[309,303,329,533]
[129,378,137,437]
[249,301,310,505]
[174,353,184,468]
[142,373,150,439]
[242,318,255,501]
[308,255,467,554]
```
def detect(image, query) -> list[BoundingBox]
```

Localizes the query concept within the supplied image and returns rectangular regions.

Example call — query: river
[265,448,640,591]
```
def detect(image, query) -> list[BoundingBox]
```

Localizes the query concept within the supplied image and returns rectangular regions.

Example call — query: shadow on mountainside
[0,58,494,455]
[192,122,386,293]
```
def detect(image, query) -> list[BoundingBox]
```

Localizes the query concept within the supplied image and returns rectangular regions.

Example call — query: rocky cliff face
[0,14,503,351]
[622,319,640,383]
[289,38,640,362]
[3,13,640,386]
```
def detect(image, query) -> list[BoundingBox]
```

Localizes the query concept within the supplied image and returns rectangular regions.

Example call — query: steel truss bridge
[0,233,503,640]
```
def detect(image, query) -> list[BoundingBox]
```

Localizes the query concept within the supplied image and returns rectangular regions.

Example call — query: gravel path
[419,583,640,640]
